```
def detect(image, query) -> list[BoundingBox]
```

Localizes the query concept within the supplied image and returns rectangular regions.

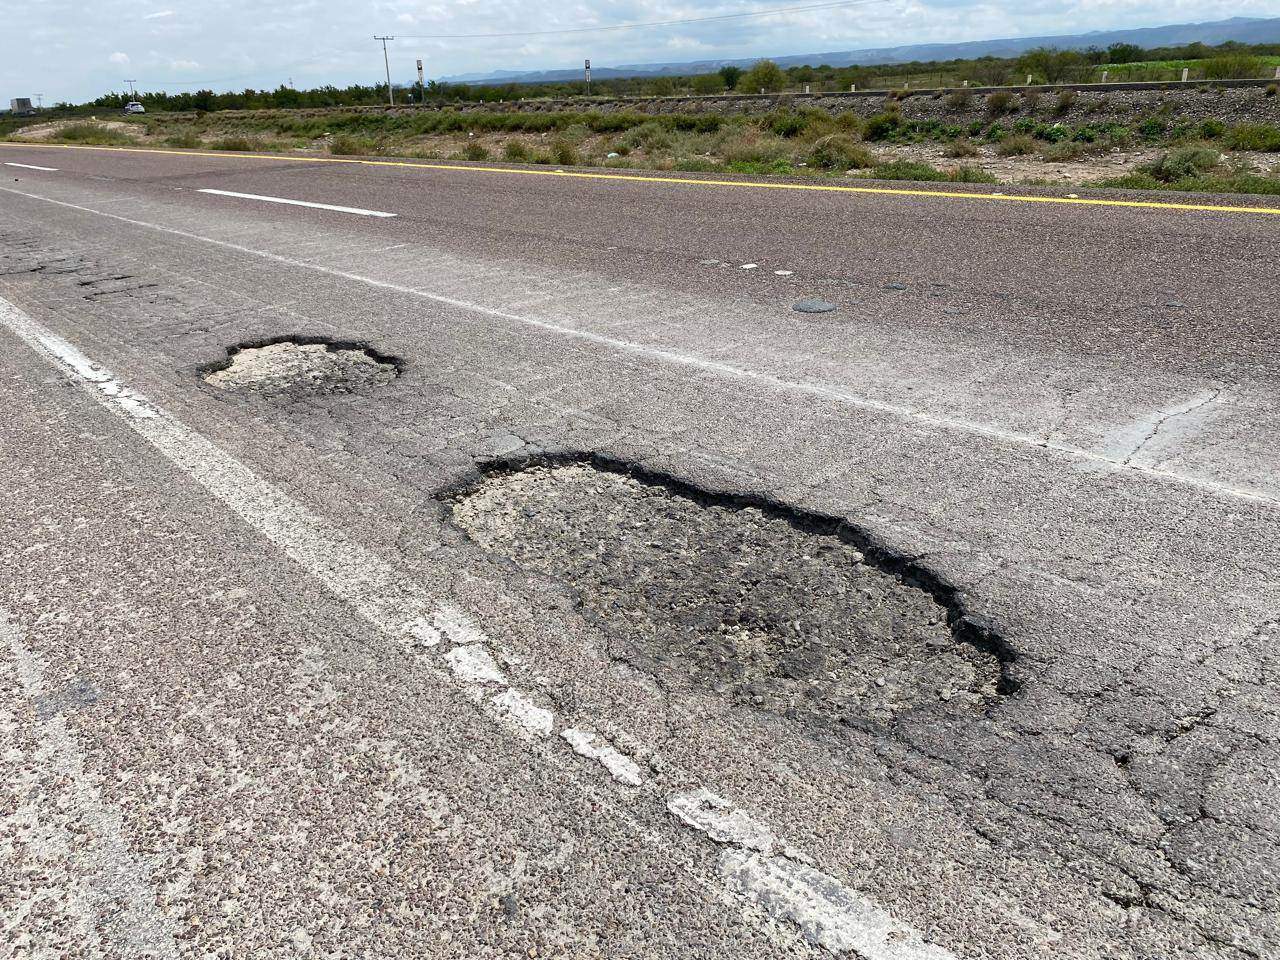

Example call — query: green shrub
[1041,140,1085,161]
[622,120,672,151]
[768,111,806,138]
[945,90,971,111]
[462,141,489,161]
[986,91,1015,115]
[996,134,1037,156]
[55,122,133,145]
[212,135,260,151]
[1098,170,1280,196]
[1198,119,1227,140]
[1225,124,1280,152]
[1202,55,1267,80]
[1137,116,1167,140]
[551,139,579,165]
[1141,146,1221,182]
[720,132,790,165]
[948,165,999,183]
[503,140,530,161]
[870,160,996,183]
[807,133,875,170]
[1021,89,1041,111]
[164,131,202,149]
[1054,90,1076,116]
[944,139,980,158]
[1267,84,1279,98]
[559,122,592,144]
[329,134,374,155]
[863,111,902,142]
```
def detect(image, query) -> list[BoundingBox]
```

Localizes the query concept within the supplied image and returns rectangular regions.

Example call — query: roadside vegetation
[9,105,1280,196]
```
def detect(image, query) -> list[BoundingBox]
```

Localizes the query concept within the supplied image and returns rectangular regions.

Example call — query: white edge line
[196,188,396,218]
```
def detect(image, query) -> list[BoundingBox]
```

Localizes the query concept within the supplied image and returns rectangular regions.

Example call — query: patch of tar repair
[203,338,399,396]
[449,458,1014,727]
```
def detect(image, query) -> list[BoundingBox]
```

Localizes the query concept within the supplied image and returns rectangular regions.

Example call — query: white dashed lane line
[0,292,965,960]
[5,162,59,172]
[196,188,396,218]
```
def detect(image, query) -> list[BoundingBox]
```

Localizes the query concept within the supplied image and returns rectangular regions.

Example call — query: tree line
[71,39,1280,113]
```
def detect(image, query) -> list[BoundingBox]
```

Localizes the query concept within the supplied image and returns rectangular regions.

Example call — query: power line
[393,0,889,40]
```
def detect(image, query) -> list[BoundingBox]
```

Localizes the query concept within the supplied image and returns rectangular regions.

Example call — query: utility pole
[374,36,395,105]
[125,79,137,97]
[585,59,591,96]
[35,93,44,109]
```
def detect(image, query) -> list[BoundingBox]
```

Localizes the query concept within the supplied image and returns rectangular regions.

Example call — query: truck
[9,98,35,116]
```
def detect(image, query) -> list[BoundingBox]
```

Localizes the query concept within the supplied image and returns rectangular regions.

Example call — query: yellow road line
[4,139,1280,217]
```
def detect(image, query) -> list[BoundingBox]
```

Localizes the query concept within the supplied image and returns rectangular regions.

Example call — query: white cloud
[21,0,1280,103]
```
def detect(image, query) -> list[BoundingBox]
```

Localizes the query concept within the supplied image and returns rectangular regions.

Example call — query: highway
[1,141,1277,960]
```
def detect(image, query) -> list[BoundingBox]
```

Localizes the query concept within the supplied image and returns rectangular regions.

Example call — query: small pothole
[447,456,1016,727]
[202,338,401,396]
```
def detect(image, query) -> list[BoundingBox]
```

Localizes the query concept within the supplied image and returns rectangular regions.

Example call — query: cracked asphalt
[1,142,1278,960]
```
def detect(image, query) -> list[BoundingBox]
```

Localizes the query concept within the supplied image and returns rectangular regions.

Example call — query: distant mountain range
[440,16,1280,85]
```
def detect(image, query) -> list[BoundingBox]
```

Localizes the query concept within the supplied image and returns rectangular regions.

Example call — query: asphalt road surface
[2,142,1278,960]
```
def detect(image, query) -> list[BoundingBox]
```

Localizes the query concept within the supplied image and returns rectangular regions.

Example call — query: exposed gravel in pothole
[449,459,1012,726]
[203,339,399,396]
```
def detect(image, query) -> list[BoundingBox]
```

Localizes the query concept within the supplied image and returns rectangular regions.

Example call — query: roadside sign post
[417,59,425,103]
[585,59,591,96]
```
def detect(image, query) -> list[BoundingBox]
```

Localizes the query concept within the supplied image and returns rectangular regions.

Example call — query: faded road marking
[4,161,59,172]
[3,141,1280,217]
[671,790,959,959]
[0,293,962,958]
[3,185,1272,509]
[1,611,181,959]
[196,188,397,218]
[562,728,645,787]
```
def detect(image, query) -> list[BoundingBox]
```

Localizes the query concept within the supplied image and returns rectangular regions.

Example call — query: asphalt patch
[202,337,400,397]
[448,457,1015,727]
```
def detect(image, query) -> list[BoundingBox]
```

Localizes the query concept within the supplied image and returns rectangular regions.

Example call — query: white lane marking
[668,789,781,854]
[672,790,959,959]
[740,262,758,269]
[444,644,507,685]
[1,611,181,959]
[0,293,962,959]
[720,850,958,960]
[4,161,59,172]
[774,269,793,276]
[1,186,1270,509]
[195,188,396,218]
[562,728,645,787]
[490,689,555,737]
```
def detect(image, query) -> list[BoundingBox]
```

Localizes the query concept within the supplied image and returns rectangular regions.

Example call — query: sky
[3,0,1276,103]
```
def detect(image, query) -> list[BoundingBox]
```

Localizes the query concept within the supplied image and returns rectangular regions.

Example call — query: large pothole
[448,457,1015,727]
[202,338,400,396]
